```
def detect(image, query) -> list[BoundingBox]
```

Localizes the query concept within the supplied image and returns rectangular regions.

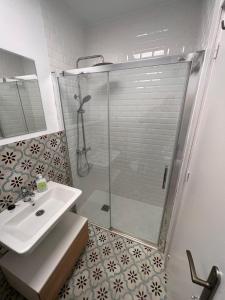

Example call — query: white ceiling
[64,0,160,25]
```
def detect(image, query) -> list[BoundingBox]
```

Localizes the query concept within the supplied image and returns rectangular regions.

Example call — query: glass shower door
[59,73,110,228]
[58,54,203,247]
[109,62,190,244]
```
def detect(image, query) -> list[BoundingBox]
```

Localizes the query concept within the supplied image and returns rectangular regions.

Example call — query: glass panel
[58,73,110,228]
[109,62,190,244]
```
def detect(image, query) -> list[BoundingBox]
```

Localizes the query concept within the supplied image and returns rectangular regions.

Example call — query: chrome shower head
[79,95,91,110]
[75,94,92,112]
[74,94,91,103]
[82,95,91,104]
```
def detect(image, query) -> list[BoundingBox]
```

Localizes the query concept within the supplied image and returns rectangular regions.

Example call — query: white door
[167,5,225,300]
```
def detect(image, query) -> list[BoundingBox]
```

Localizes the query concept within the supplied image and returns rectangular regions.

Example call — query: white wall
[40,0,85,72]
[85,0,203,64]
[198,0,216,49]
[0,0,59,146]
[167,1,225,299]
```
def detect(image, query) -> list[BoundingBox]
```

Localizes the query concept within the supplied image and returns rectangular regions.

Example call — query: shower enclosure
[56,51,204,250]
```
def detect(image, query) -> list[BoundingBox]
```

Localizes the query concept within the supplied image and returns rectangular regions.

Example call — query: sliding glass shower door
[58,52,203,248]
[109,63,190,244]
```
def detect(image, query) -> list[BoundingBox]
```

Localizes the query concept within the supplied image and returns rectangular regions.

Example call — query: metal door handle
[221,20,225,30]
[186,250,221,300]
[162,166,168,189]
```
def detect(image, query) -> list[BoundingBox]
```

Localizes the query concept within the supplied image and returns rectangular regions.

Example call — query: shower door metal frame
[57,50,205,251]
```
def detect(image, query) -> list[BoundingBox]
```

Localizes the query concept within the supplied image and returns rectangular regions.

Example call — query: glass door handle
[162,166,168,189]
[186,250,221,300]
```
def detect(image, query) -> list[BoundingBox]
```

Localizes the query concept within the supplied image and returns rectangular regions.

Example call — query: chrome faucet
[20,187,35,205]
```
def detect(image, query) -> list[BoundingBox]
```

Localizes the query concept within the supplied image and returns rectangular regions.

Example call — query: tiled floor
[0,223,167,300]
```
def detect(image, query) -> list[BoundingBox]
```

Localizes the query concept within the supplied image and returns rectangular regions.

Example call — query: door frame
[158,51,205,251]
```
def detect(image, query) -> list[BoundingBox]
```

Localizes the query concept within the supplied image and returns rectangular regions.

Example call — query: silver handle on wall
[0,126,4,138]
[162,165,168,189]
[186,250,221,300]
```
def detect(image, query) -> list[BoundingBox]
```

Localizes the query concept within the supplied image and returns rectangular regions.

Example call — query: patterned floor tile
[0,223,167,300]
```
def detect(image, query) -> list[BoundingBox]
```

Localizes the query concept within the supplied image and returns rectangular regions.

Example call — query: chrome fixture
[35,209,45,216]
[186,250,221,300]
[74,94,91,113]
[162,165,168,190]
[74,54,112,177]
[76,54,112,68]
[75,76,92,177]
[76,54,104,68]
[20,186,35,205]
[63,52,202,77]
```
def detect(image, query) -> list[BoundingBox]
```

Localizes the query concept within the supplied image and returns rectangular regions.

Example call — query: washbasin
[0,181,82,254]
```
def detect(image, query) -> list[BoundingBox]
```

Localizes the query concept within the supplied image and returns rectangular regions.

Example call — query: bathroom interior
[0,0,225,299]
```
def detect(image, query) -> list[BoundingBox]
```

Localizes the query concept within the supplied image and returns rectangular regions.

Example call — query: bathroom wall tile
[0,130,72,214]
[0,146,23,170]
[40,0,85,73]
[86,0,202,64]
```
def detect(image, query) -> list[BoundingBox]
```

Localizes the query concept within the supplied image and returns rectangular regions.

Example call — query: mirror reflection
[0,49,46,139]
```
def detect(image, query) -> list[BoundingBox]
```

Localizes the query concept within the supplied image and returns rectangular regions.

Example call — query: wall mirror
[0,48,46,139]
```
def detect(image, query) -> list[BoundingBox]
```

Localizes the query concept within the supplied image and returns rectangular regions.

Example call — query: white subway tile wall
[109,63,190,207]
[85,0,203,64]
[41,0,205,72]
[40,0,85,72]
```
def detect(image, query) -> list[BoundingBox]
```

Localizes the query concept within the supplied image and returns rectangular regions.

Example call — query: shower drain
[35,209,45,216]
[101,204,110,212]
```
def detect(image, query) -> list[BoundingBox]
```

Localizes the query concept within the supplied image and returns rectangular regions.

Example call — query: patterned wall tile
[0,131,72,213]
[0,130,73,298]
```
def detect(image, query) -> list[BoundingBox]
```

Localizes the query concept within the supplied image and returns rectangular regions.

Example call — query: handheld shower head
[74,94,92,112]
[74,94,91,103]
[79,95,91,111]
[82,95,91,104]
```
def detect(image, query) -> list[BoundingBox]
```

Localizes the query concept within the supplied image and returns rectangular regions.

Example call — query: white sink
[0,181,82,254]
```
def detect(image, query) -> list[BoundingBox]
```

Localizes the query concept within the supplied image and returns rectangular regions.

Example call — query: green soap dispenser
[36,174,47,192]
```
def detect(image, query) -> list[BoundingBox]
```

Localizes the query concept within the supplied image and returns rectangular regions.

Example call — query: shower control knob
[191,296,200,299]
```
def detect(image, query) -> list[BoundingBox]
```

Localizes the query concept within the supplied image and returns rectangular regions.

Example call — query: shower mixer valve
[76,147,91,154]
